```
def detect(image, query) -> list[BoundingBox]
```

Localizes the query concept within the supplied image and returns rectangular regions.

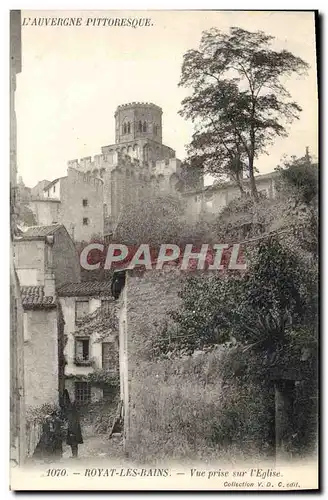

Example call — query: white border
[1,2,324,498]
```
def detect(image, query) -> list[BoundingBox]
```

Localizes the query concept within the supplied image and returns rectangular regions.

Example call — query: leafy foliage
[156,237,317,371]
[114,194,188,248]
[26,403,60,425]
[276,151,318,205]
[85,368,119,388]
[271,153,319,256]
[179,27,309,198]
[74,301,118,340]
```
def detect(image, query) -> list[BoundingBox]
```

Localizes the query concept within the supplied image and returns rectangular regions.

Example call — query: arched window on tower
[143,121,147,132]
[123,123,127,135]
[138,121,142,132]
[127,122,131,134]
[154,124,158,135]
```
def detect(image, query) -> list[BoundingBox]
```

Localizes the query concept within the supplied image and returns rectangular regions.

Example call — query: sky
[16,10,318,188]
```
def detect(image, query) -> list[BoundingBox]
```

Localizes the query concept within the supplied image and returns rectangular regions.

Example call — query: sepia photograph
[9,9,319,491]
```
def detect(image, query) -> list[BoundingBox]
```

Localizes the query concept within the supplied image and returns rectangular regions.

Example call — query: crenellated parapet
[115,102,162,114]
[67,167,104,191]
[67,151,182,192]
[67,152,119,177]
[115,102,163,144]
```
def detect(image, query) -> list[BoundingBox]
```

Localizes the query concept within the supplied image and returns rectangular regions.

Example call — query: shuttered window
[102,342,111,370]
[75,338,90,361]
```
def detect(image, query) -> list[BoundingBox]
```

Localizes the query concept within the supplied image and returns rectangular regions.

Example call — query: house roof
[43,177,66,191]
[183,171,279,196]
[18,224,63,240]
[21,286,57,310]
[30,198,61,203]
[57,281,113,297]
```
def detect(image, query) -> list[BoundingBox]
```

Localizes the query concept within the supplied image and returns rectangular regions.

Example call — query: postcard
[10,9,319,491]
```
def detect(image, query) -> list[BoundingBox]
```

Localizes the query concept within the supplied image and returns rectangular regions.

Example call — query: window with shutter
[101,299,111,313]
[102,342,111,370]
[75,337,90,364]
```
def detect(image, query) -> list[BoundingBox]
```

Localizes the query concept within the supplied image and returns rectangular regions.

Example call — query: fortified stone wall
[119,268,184,452]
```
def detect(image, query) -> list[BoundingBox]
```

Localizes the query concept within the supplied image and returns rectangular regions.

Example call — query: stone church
[67,102,186,235]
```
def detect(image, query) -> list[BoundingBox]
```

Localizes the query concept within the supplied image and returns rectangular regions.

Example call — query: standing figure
[33,410,64,461]
[61,389,84,458]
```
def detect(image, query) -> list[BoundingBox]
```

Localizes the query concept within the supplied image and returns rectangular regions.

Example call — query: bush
[79,399,120,434]
[128,349,273,463]
[26,402,60,426]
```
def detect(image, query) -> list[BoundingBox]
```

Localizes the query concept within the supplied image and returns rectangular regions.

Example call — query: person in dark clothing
[61,390,83,458]
[33,410,64,461]
[66,402,83,457]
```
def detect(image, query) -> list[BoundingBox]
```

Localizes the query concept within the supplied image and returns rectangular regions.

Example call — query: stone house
[183,171,279,224]
[13,224,80,455]
[19,279,65,458]
[14,224,81,287]
[30,179,50,198]
[28,167,104,243]
[20,283,59,409]
[57,281,118,405]
[111,267,182,454]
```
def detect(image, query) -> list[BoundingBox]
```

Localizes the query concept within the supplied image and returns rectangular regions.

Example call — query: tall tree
[179,27,309,200]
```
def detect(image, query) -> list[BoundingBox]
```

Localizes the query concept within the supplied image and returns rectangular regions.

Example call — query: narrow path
[62,433,124,461]
[27,433,126,468]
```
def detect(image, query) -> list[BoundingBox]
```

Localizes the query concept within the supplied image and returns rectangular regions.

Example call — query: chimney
[44,272,56,297]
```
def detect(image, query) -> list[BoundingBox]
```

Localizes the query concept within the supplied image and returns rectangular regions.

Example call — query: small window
[82,199,88,207]
[75,300,89,320]
[83,217,89,225]
[127,122,131,134]
[75,382,91,404]
[123,123,127,135]
[53,185,56,193]
[138,121,142,132]
[143,121,147,132]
